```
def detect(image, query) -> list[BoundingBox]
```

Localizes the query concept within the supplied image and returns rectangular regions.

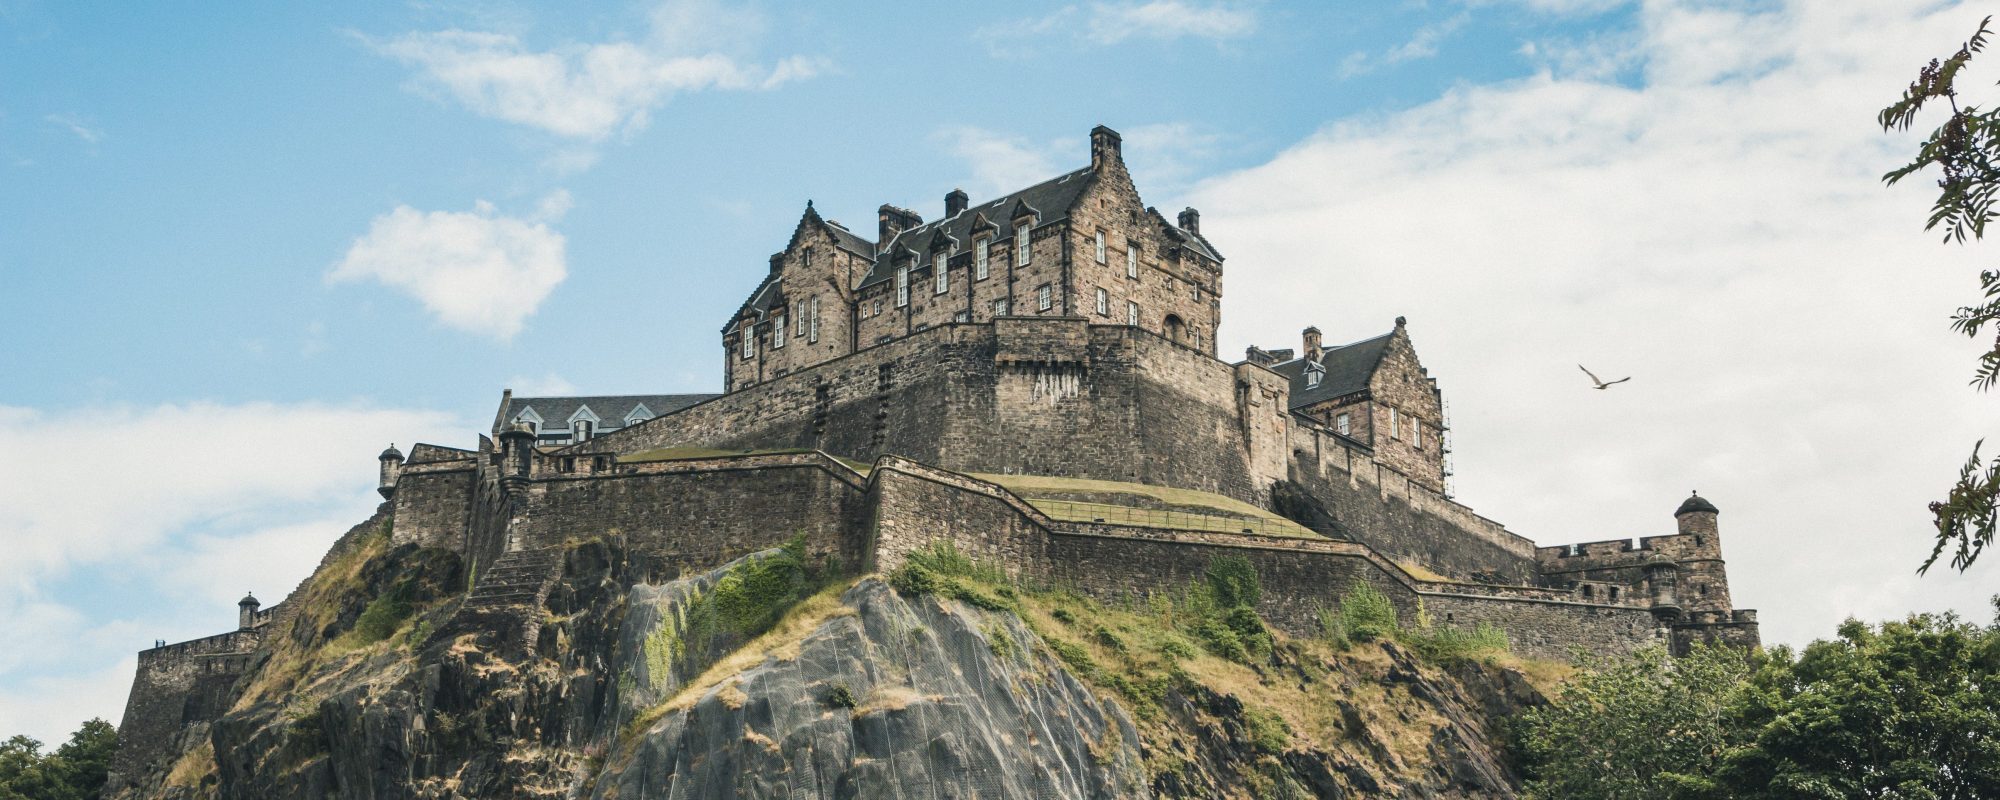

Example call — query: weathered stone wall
[1289,431,1539,584]
[389,460,474,550]
[511,455,868,574]
[572,319,1276,505]
[1363,325,1446,491]
[110,630,263,783]
[868,459,1051,578]
[1536,529,1734,614]
[1064,142,1222,356]
[1421,593,1663,660]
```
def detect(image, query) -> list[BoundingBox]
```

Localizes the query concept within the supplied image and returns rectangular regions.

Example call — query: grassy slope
[970,473,1322,539]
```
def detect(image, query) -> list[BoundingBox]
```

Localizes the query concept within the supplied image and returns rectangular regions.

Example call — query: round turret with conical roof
[378,444,405,499]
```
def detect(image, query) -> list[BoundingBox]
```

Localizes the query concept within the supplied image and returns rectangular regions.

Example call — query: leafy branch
[1881,15,2000,573]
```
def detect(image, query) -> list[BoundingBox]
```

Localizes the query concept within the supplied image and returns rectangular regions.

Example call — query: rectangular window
[1306,368,1321,389]
[1412,420,1422,448]
[740,328,754,359]
[1126,244,1138,278]
[895,266,910,307]
[1037,284,1053,311]
[1336,413,1350,436]
[808,296,820,343]
[795,300,806,335]
[954,310,970,323]
[772,313,786,348]
[992,298,1009,316]
[934,254,949,294]
[1390,407,1400,439]
[975,237,990,279]
[1094,230,1106,263]
[1126,300,1138,325]
[1015,223,1031,265]
[1094,287,1109,316]
[803,249,812,268]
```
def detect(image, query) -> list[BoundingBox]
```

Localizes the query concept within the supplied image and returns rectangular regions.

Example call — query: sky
[3,0,1996,745]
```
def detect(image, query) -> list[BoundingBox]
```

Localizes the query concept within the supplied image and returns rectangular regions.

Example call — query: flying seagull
[1579,364,1631,390]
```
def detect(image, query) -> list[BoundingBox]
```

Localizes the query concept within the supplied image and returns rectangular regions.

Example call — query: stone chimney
[945,188,968,218]
[878,204,923,245]
[1302,327,1323,363]
[1178,207,1200,235]
[769,253,785,274]
[1090,125,1123,171]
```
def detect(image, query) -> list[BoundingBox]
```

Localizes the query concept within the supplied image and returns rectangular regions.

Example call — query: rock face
[593,580,1147,799]
[115,538,1543,799]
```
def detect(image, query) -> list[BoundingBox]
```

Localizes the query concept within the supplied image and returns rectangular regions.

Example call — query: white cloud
[329,193,570,340]
[1340,13,1470,78]
[0,401,462,742]
[368,1,824,141]
[936,126,1063,197]
[507,372,578,395]
[1196,0,1999,647]
[979,1,1256,55]
[43,112,102,144]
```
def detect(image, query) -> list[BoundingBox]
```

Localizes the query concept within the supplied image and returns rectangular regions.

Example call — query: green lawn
[968,472,1323,539]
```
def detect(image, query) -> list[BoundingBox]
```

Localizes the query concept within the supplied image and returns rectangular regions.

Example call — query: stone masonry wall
[868,459,1051,579]
[110,630,263,783]
[1289,428,1540,584]
[390,461,474,550]
[1363,326,1446,491]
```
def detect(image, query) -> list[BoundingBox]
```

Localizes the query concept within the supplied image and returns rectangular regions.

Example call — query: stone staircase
[466,548,562,609]
[438,547,563,651]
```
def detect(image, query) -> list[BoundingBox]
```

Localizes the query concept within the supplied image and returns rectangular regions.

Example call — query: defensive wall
[556,317,1290,507]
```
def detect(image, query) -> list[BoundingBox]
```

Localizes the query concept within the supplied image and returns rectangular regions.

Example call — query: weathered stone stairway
[439,547,562,650]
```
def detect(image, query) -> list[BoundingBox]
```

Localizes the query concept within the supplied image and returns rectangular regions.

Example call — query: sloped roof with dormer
[1267,331,1395,410]
[855,166,1098,290]
[503,394,716,431]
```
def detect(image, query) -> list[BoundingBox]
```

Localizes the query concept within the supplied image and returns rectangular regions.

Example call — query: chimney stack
[878,204,922,245]
[945,188,968,218]
[1303,327,1323,363]
[1090,125,1122,171]
[1178,207,1200,235]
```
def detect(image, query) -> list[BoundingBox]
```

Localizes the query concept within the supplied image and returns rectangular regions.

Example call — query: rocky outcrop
[113,536,1545,799]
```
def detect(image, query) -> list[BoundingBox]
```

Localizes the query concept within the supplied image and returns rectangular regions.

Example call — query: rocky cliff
[109,525,1549,799]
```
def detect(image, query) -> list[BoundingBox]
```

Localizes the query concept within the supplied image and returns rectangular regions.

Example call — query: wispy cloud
[1338,13,1469,79]
[365,1,825,142]
[43,112,103,144]
[979,1,1257,56]
[935,127,1063,197]
[328,191,571,340]
[938,122,1227,198]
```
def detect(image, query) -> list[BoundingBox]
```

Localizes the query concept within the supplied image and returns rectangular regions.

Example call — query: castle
[111,125,1758,785]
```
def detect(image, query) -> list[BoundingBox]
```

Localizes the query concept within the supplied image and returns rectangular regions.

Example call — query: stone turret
[378,444,404,499]
[1302,327,1323,363]
[1674,491,1720,554]
[237,592,260,630]
[498,423,537,498]
[1643,552,1680,620]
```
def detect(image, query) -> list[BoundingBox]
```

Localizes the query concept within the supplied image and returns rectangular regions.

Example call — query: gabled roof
[857,166,1097,290]
[1147,206,1222,263]
[1268,331,1395,409]
[504,394,717,431]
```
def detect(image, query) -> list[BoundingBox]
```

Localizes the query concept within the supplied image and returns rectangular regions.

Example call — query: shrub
[1406,622,1510,664]
[1223,606,1272,659]
[1048,638,1099,678]
[1315,605,1350,649]
[1051,607,1080,625]
[1158,635,1199,661]
[1195,619,1249,663]
[825,683,856,709]
[1205,555,1262,610]
[888,562,939,596]
[1339,582,1399,642]
[1243,706,1292,754]
[351,593,413,645]
[1094,626,1131,655]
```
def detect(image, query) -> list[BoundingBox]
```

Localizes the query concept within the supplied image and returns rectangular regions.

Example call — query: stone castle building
[112,126,1759,787]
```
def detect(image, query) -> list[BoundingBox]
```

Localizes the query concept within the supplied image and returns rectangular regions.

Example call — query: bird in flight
[1579,364,1631,390]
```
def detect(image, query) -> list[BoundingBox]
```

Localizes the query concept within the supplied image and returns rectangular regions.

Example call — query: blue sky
[4,0,1996,744]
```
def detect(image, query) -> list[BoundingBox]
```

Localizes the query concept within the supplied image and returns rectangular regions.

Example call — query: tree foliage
[1515,606,2000,799]
[1881,15,2000,572]
[0,719,117,800]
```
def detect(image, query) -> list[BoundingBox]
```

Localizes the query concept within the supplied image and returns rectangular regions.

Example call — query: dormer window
[1126,243,1138,278]
[772,312,786,348]
[571,419,594,443]
[1306,365,1323,389]
[934,252,950,294]
[1094,230,1106,263]
[975,237,990,279]
[1015,223,1031,265]
[895,266,910,307]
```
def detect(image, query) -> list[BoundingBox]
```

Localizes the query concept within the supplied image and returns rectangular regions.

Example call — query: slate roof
[855,166,1097,291]
[1266,331,1395,410]
[503,394,717,430]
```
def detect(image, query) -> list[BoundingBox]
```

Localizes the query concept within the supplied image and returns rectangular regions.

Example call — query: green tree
[1709,611,2000,799]
[1880,16,2000,573]
[1513,645,1751,800]
[0,720,119,800]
